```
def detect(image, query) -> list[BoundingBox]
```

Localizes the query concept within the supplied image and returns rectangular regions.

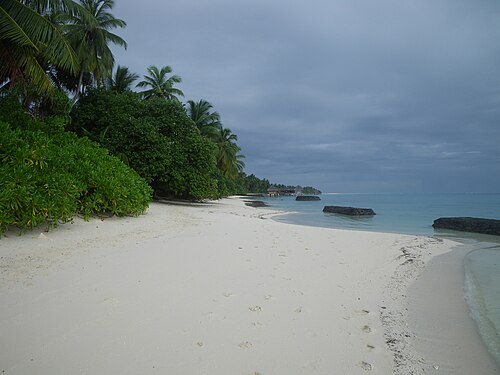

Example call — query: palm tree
[106,65,138,92]
[0,0,76,94]
[136,65,184,101]
[214,127,245,178]
[187,99,222,138]
[63,0,127,102]
[22,0,74,16]
[235,153,246,173]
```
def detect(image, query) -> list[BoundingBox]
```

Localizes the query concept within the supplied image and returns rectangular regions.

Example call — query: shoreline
[0,197,496,374]
[407,242,499,374]
[269,202,500,373]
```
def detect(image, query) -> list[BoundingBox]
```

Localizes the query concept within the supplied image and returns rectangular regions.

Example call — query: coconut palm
[0,0,76,94]
[106,65,138,92]
[63,0,127,102]
[235,153,246,173]
[136,65,184,101]
[187,99,222,138]
[214,127,245,178]
[22,0,74,16]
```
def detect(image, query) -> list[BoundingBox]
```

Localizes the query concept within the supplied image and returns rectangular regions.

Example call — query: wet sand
[407,242,499,374]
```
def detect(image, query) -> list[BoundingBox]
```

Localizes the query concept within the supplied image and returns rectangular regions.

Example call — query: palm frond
[0,0,77,94]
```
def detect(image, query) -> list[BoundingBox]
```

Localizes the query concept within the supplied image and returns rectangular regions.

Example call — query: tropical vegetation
[136,65,184,101]
[105,65,138,93]
[0,0,76,95]
[0,0,303,235]
[0,96,151,235]
[69,89,218,199]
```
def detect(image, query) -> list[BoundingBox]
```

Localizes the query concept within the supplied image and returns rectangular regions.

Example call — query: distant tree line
[270,185,322,195]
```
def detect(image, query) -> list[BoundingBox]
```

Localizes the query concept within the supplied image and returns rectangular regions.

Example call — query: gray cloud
[112,0,500,192]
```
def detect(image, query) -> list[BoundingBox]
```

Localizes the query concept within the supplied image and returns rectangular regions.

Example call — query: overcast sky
[112,0,500,193]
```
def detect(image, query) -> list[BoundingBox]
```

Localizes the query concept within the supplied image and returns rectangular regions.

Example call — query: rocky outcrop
[296,196,321,201]
[432,217,500,236]
[244,200,269,208]
[323,206,376,216]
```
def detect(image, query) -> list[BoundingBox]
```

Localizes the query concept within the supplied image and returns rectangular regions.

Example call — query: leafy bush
[0,119,152,235]
[70,89,218,199]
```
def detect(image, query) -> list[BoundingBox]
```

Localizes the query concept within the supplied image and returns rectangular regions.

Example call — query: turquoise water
[254,193,500,366]
[259,192,500,236]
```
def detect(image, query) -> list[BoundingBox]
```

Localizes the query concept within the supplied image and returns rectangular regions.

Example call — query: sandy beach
[0,197,495,374]
[408,245,499,374]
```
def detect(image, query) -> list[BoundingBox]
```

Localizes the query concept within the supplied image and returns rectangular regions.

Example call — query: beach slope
[0,198,456,374]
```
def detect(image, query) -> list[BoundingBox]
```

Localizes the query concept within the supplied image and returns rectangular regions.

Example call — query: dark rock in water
[432,217,500,236]
[323,206,376,216]
[244,200,269,208]
[296,195,321,201]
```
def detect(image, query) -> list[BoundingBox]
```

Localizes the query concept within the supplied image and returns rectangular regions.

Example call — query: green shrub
[70,89,219,200]
[0,120,152,235]
[0,94,34,128]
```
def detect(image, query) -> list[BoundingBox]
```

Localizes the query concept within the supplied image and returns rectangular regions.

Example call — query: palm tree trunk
[72,70,84,105]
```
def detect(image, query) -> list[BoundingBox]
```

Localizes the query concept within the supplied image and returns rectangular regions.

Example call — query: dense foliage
[0,0,77,95]
[0,0,126,102]
[0,98,151,234]
[243,174,271,194]
[270,184,322,195]
[0,0,320,236]
[70,89,219,199]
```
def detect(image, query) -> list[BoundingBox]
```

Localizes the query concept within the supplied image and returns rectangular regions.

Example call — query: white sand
[0,197,483,374]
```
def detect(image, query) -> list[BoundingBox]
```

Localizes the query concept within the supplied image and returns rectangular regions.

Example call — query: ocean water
[259,192,500,236]
[253,192,500,366]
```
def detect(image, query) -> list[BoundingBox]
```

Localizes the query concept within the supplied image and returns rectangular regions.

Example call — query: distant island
[267,185,322,197]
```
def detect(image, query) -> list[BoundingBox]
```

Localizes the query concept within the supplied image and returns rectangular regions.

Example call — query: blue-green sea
[254,192,500,366]
[260,192,500,236]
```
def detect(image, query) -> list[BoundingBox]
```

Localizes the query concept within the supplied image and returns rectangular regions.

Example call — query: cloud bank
[112,0,500,192]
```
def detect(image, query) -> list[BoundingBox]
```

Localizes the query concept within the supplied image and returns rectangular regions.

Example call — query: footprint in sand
[360,361,373,371]
[251,322,263,327]
[365,344,375,352]
[103,297,118,304]
[223,292,234,298]
[294,307,303,313]
[238,341,253,349]
[354,309,370,315]
[361,325,372,333]
[249,305,262,312]
[264,294,273,300]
